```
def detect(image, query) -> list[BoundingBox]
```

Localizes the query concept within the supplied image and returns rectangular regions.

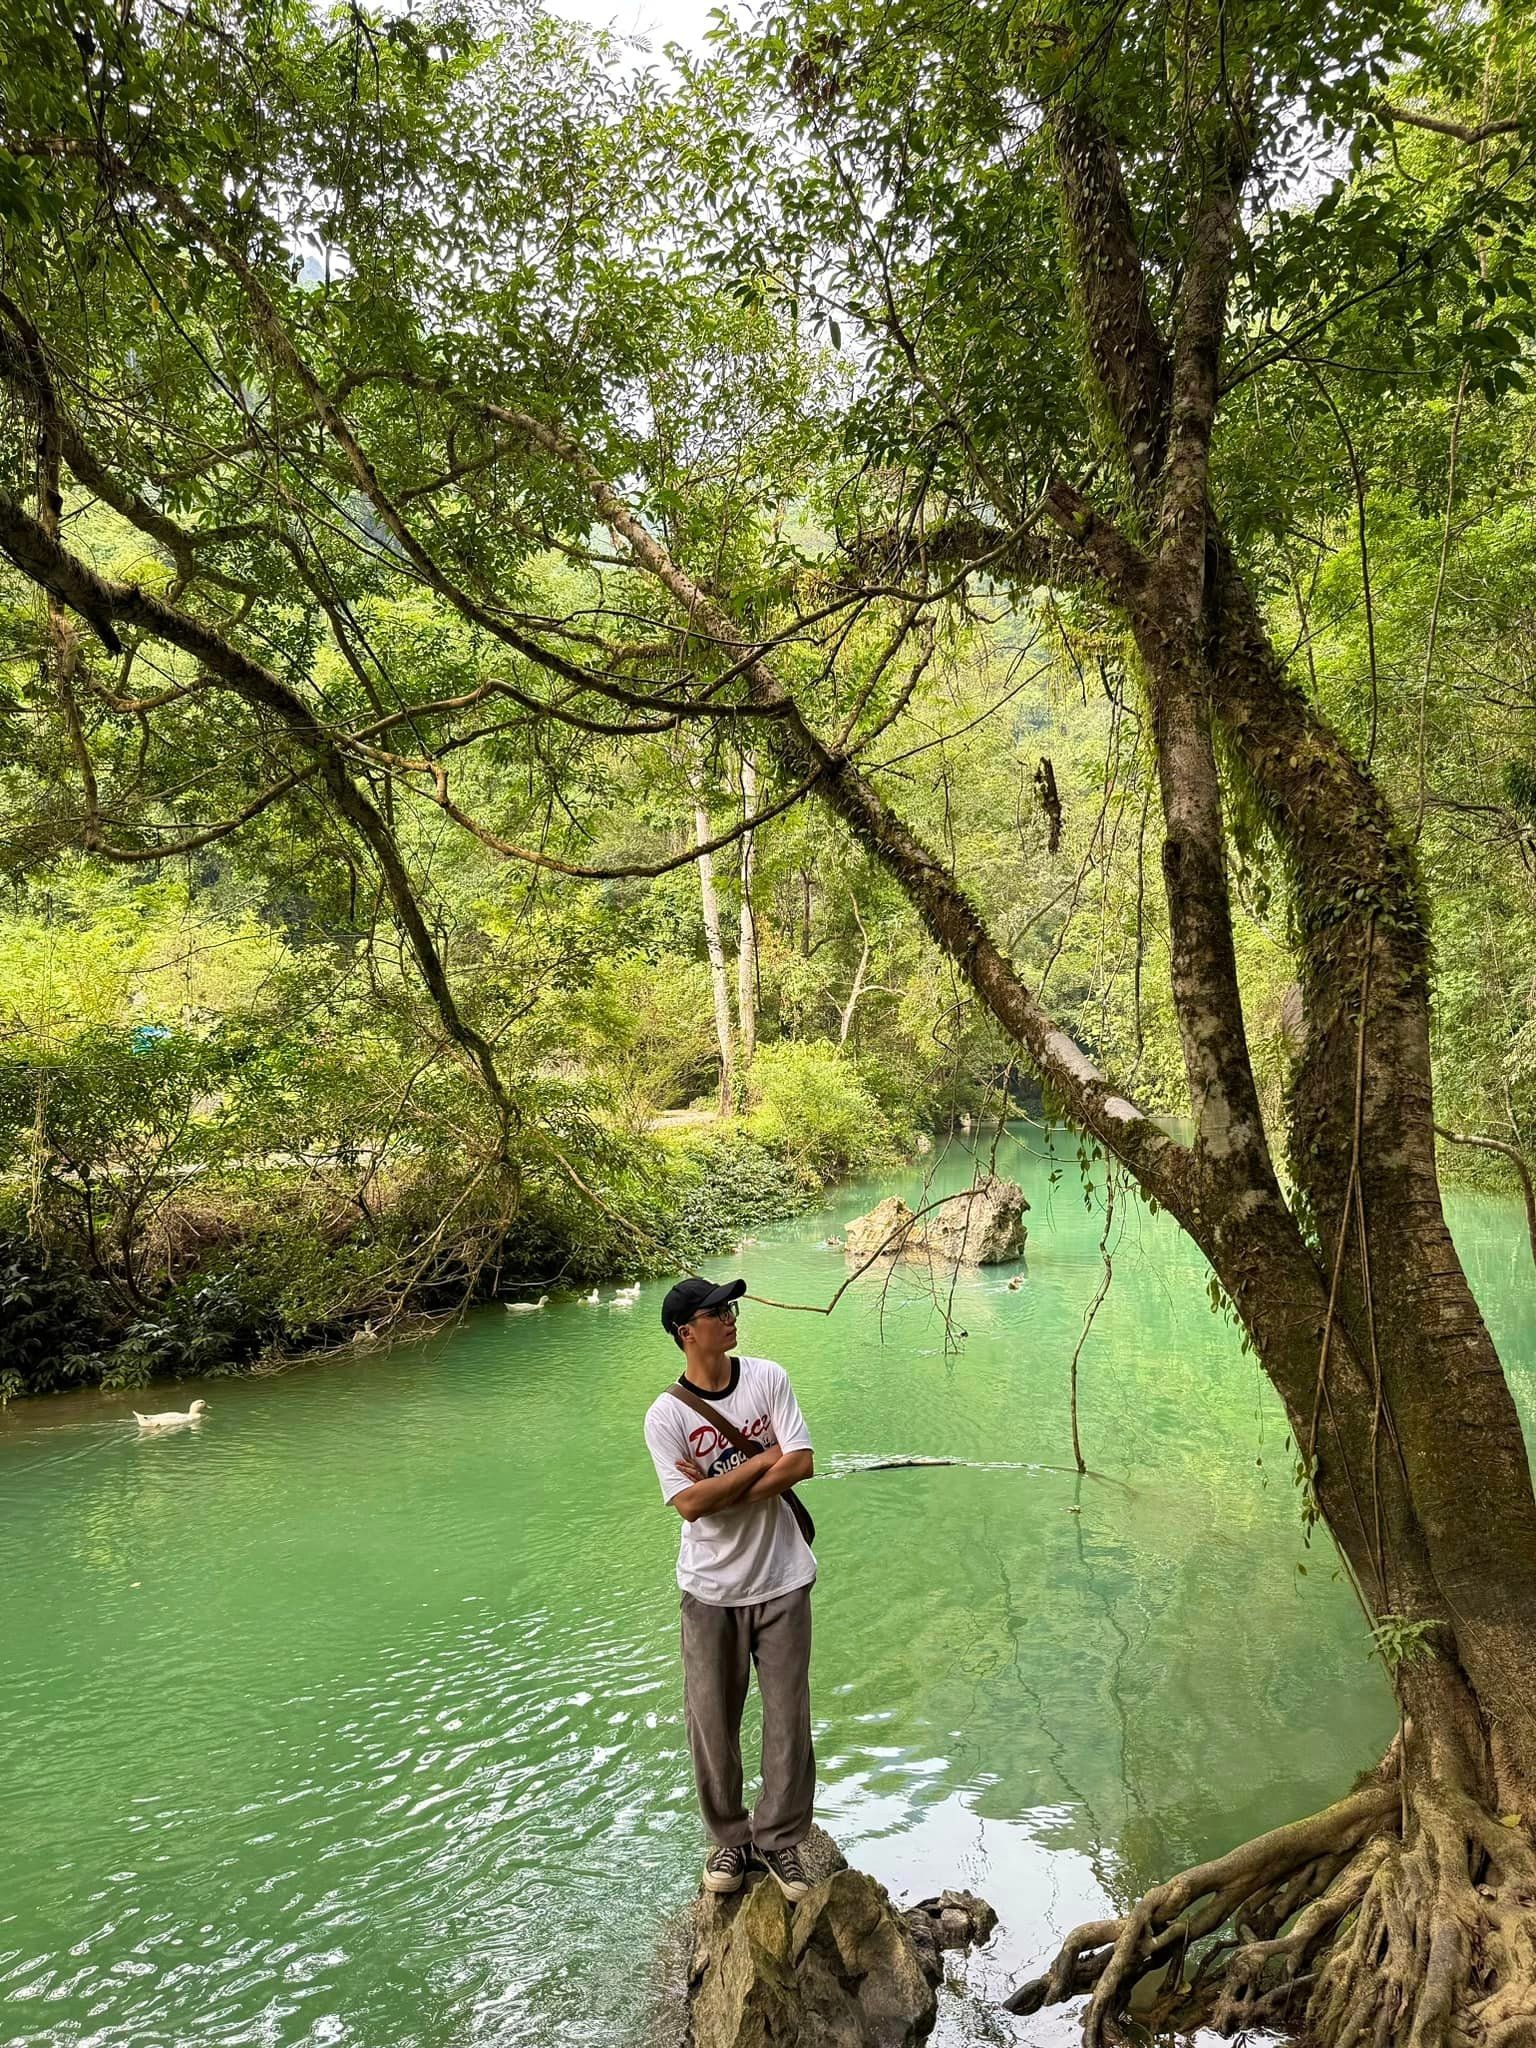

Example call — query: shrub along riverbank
[0,1032,920,1401]
[0,1129,802,1400]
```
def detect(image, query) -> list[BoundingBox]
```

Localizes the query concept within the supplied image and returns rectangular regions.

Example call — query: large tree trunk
[986,103,1536,2046]
[1209,558,1536,1781]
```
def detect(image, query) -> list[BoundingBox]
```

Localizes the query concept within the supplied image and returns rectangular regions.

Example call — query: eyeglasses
[697,1304,738,1321]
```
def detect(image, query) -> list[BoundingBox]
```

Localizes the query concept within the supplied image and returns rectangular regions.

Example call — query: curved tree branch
[1373,102,1524,146]
[0,489,515,1137]
[487,404,1195,1216]
[1435,1126,1536,1271]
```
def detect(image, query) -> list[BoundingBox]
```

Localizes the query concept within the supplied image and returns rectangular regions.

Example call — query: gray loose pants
[680,1584,814,1853]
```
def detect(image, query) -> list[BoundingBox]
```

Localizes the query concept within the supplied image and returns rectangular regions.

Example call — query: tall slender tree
[737,750,760,1070]
[686,744,737,1116]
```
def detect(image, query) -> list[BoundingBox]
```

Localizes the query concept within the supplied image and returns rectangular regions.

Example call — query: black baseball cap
[661,1275,746,1339]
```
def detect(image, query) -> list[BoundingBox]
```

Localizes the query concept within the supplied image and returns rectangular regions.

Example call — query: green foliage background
[0,0,1532,1394]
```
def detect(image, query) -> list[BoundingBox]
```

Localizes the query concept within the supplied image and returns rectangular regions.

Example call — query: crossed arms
[669,1442,815,1524]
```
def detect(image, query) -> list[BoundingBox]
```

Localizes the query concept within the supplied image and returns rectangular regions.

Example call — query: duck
[1006,1275,1023,1292]
[504,1295,550,1315]
[615,1283,642,1300]
[134,1399,209,1431]
[583,1289,601,1305]
[610,1292,636,1309]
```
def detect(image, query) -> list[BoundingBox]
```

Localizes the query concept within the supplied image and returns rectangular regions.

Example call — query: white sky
[544,0,725,57]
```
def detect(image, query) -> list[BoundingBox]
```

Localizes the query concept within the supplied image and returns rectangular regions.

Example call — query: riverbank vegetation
[4,0,1536,2039]
[0,858,913,1394]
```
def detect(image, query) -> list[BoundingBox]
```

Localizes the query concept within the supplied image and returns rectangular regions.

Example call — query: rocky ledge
[655,1826,997,2048]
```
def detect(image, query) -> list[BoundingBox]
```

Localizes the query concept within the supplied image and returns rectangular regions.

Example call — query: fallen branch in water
[827,1455,1134,1490]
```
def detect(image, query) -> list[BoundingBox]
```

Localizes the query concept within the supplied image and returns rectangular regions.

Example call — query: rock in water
[676,1825,995,2048]
[901,1892,1000,1989]
[843,1176,1028,1268]
[920,1176,1028,1265]
[689,1877,804,2048]
[792,1870,937,2047]
[842,1195,919,1263]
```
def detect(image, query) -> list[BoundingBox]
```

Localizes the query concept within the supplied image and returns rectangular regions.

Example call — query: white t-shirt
[643,1354,817,1606]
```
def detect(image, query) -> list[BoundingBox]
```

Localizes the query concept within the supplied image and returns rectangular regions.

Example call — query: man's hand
[738,1446,813,1505]
[670,1440,783,1522]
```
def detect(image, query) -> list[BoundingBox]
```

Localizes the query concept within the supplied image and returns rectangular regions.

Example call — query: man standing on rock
[644,1275,817,1904]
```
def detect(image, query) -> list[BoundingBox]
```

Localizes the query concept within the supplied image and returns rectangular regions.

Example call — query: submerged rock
[669,1824,996,2048]
[844,1177,1028,1268]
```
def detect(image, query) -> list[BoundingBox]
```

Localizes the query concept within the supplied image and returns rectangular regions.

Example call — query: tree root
[1006,1768,1536,2048]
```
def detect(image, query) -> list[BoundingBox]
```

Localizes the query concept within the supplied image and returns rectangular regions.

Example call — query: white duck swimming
[614,1282,641,1300]
[505,1295,550,1314]
[583,1288,601,1305]
[134,1399,209,1431]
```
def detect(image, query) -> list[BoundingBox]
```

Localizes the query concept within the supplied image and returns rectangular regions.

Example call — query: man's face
[685,1302,737,1348]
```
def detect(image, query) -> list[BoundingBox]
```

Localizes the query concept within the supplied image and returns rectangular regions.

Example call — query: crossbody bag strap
[666,1375,760,1459]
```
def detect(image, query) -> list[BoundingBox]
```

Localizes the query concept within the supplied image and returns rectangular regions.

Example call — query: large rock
[920,1176,1028,1264]
[843,1177,1028,1267]
[790,1869,937,2047]
[901,1892,999,1989]
[667,1825,996,2048]
[842,1196,919,1264]
[689,1877,806,2048]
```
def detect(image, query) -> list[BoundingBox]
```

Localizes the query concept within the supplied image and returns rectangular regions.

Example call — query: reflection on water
[3,1129,1531,2047]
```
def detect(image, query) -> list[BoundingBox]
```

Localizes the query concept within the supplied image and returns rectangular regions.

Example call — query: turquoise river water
[3,1129,1534,2048]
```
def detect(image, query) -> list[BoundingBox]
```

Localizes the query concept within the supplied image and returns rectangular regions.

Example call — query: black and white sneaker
[758,1842,811,1902]
[702,1842,750,1894]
